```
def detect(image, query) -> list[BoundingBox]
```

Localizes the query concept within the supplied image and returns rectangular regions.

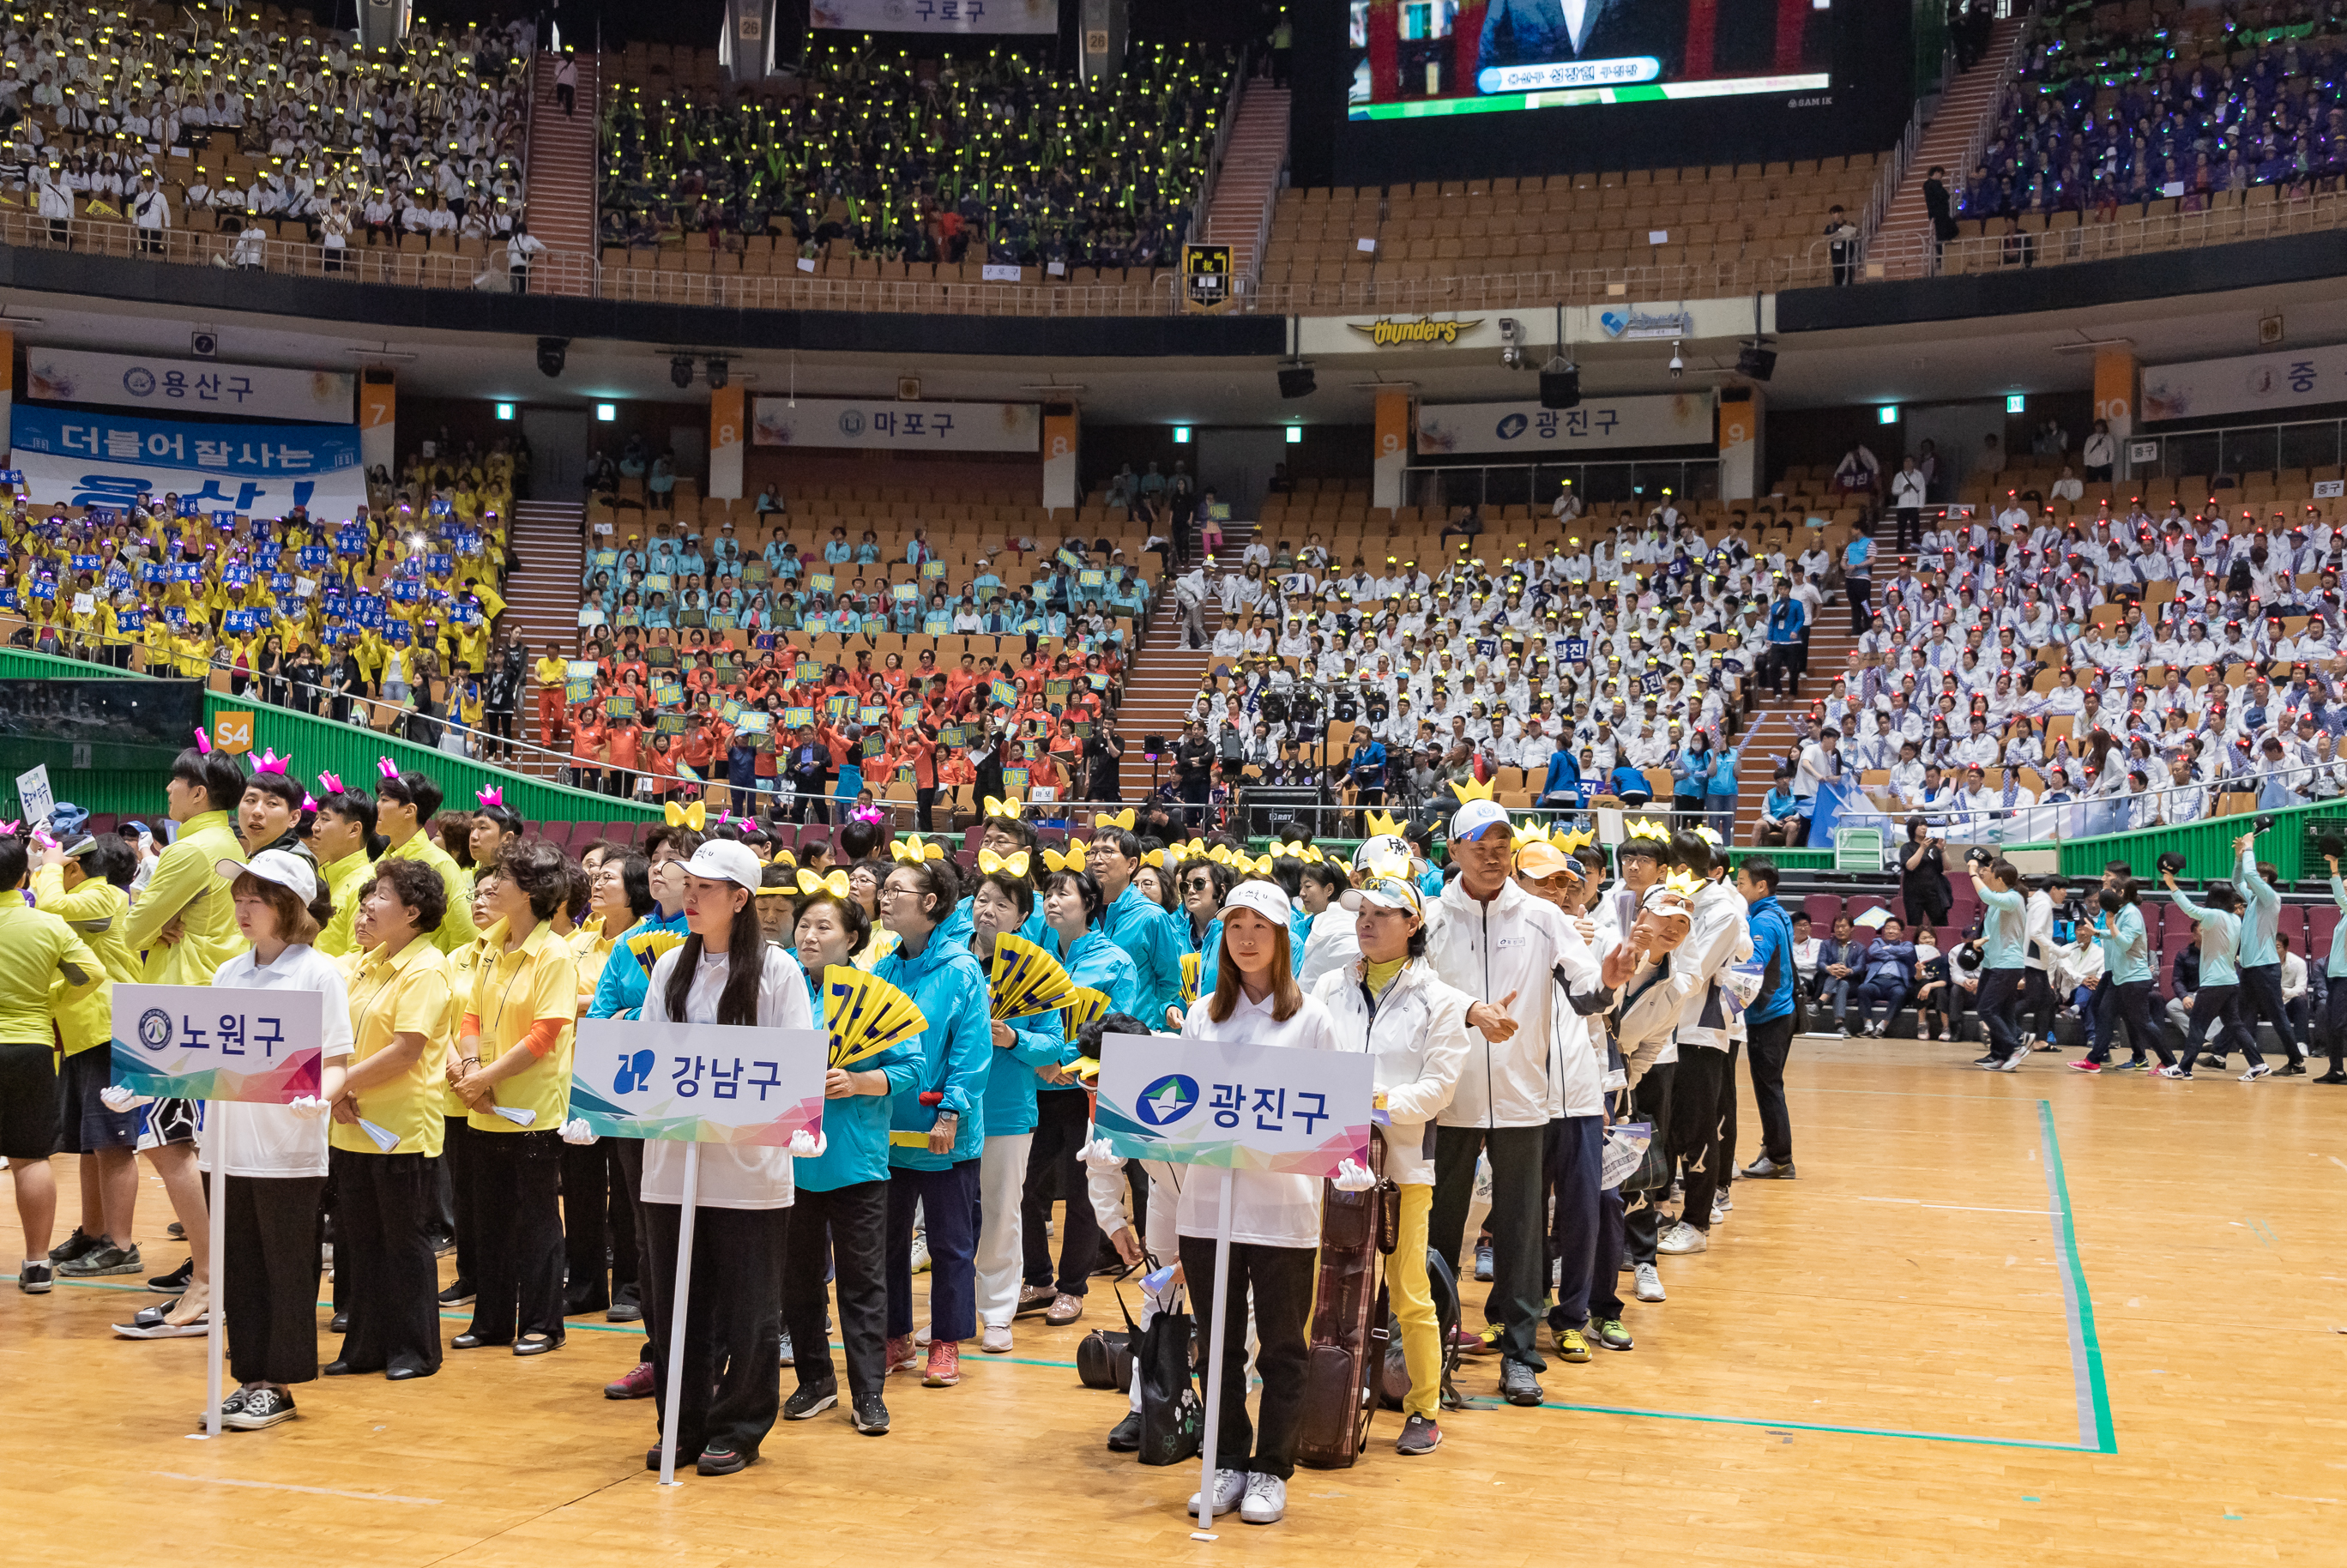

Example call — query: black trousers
[2319,977,2347,1069]
[1848,575,1873,635]
[2092,977,2161,1064]
[1622,1062,1674,1264]
[914,787,937,834]
[1743,1013,1796,1163]
[1668,1046,1735,1232]
[1978,967,2024,1060]
[223,1173,326,1386]
[2184,982,2249,1066]
[2237,963,2305,1063]
[2020,967,2059,1044]
[1023,1088,1103,1296]
[784,1179,887,1403]
[643,1202,786,1462]
[329,1147,442,1377]
[561,1135,637,1313]
[1176,1235,1314,1481]
[616,1137,652,1361]
[1428,1122,1547,1370]
[466,1128,566,1344]
[442,1113,482,1288]
[1544,1114,1604,1328]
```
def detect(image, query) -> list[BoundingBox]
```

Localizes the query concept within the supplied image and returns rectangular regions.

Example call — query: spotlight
[671,355,696,390]
[1277,365,1316,399]
[1539,362,1579,410]
[535,335,567,377]
[706,357,729,390]
[1735,344,1777,382]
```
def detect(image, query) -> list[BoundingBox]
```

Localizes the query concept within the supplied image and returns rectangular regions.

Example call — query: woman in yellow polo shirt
[328,858,456,1381]
[449,841,578,1356]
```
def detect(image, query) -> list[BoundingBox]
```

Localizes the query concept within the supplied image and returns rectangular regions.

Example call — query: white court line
[1854,1196,2042,1215]
[153,1471,442,1505]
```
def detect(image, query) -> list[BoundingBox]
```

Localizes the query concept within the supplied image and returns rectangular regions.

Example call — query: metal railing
[2132,414,2347,479]
[1862,182,2347,280]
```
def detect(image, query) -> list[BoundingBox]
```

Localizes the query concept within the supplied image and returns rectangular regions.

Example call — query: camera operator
[1899,818,1951,929]
[1970,853,2031,1070]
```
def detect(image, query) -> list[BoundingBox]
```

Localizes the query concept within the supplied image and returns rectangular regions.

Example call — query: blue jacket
[1860,939,1917,988]
[1098,881,1183,1024]
[1189,914,1223,1009]
[876,932,993,1169]
[1745,894,1795,1023]
[588,907,689,1021]
[984,1004,1068,1139]
[796,968,925,1191]
[1539,749,1579,800]
[1672,748,1711,799]
[1035,925,1144,1107]
[1349,739,1387,787]
[1767,597,1806,644]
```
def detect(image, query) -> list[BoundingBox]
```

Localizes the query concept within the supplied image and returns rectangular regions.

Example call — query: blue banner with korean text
[9,406,368,518]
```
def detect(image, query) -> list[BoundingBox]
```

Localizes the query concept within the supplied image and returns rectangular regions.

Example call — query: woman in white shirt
[1176,880,1349,1528]
[625,840,813,1476]
[202,849,355,1429]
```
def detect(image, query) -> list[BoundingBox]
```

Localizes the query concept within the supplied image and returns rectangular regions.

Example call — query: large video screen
[1348,0,1836,121]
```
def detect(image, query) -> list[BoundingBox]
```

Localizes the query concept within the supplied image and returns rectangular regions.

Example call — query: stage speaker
[1277,366,1316,399]
[1539,367,1580,409]
[1735,345,1777,381]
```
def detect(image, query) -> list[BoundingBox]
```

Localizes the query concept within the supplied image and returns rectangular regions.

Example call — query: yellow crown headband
[1363,808,1403,839]
[1513,818,1551,845]
[1554,825,1596,856]
[1626,816,1674,842]
[1451,775,1498,805]
[1662,867,1704,899]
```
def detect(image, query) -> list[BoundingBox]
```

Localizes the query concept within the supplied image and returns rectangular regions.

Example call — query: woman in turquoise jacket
[1019,866,1143,1326]
[1703,738,1741,839]
[2162,871,2253,1079]
[874,858,992,1390]
[783,890,921,1434]
[966,869,1067,1352]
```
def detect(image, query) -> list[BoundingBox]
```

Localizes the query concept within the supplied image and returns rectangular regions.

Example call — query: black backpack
[1374,1248,1463,1413]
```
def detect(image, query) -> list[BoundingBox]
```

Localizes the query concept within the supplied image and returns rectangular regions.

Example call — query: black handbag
[1135,1284,1203,1466]
[1077,1288,1138,1392]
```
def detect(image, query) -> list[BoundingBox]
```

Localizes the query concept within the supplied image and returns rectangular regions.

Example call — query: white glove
[285,1095,329,1119]
[1081,1134,1125,1175]
[559,1117,597,1145]
[100,1085,152,1113]
[1332,1157,1377,1193]
[787,1126,827,1157]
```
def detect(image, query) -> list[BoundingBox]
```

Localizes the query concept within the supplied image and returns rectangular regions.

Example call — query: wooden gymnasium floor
[4,1038,2343,1568]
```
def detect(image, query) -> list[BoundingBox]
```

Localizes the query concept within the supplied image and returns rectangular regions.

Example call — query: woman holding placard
[874,857,992,1390]
[786,886,921,1435]
[615,839,813,1476]
[199,849,355,1429]
[327,858,455,1381]
[1174,880,1352,1529]
[449,841,578,1357]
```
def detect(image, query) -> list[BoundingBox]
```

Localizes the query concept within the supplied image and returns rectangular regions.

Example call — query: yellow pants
[1387,1182,1440,1420]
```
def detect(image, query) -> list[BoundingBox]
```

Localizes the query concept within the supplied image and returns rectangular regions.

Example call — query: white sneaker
[1656,1221,1709,1255]
[910,1237,932,1274]
[2240,1062,2273,1082]
[1239,1471,1287,1525]
[980,1324,1013,1354]
[1187,1467,1246,1517]
[1634,1263,1667,1302]
[1710,1196,1731,1226]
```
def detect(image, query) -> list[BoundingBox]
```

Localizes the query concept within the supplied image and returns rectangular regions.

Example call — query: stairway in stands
[1198,83,1290,283]
[522,51,600,294]
[505,500,586,753]
[1731,609,1861,845]
[1117,524,1254,779]
[1870,14,2029,280]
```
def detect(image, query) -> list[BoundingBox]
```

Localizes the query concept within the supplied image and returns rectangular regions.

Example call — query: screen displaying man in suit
[1477,0,1687,82]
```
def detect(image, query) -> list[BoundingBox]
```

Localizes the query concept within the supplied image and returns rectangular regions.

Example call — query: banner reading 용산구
[751,395,1040,453]
[9,405,368,516]
[25,347,355,423]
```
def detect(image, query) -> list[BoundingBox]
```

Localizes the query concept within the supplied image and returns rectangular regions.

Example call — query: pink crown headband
[191,727,212,754]
[477,786,504,807]
[377,757,400,780]
[317,771,345,793]
[252,749,291,775]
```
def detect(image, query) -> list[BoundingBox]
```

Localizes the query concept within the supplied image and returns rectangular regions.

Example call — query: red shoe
[887,1334,920,1372]
[923,1340,961,1387]
[603,1360,655,1400]
[2068,1059,2102,1073]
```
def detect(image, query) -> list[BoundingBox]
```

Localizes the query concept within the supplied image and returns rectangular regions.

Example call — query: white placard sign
[751,396,1041,453]
[1093,1031,1373,1174]
[810,0,1056,33]
[2141,342,2347,423]
[26,347,356,423]
[1415,393,1713,455]
[568,1019,827,1145]
[15,763,52,823]
[108,982,326,1104]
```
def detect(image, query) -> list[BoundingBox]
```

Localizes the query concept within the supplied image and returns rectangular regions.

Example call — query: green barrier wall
[2054,798,2347,883]
[0,647,661,824]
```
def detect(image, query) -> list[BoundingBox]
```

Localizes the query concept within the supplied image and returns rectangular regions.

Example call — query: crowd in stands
[597,39,1233,273]
[0,5,534,250]
[1962,0,2347,222]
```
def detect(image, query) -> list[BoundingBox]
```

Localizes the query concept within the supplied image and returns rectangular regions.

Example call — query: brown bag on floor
[1295,1135,1391,1469]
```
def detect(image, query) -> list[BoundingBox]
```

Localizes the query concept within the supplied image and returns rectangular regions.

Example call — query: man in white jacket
[1596,823,1678,1301]
[1311,871,1475,1455]
[1656,831,1754,1260]
[1422,795,1572,1408]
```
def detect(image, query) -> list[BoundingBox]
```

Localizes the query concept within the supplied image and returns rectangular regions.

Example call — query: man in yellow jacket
[377,769,480,955]
[124,747,250,986]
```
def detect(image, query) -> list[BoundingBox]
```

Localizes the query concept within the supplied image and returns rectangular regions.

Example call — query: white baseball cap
[1220,878,1292,928]
[1451,799,1511,841]
[1340,873,1422,917]
[219,847,317,904]
[681,839,763,894]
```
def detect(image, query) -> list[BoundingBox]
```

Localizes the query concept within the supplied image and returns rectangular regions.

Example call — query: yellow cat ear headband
[664,799,705,830]
[977,847,1031,878]
[1095,806,1135,830]
[1041,839,1089,874]
[890,834,944,864]
[796,868,851,898]
[983,793,1024,821]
